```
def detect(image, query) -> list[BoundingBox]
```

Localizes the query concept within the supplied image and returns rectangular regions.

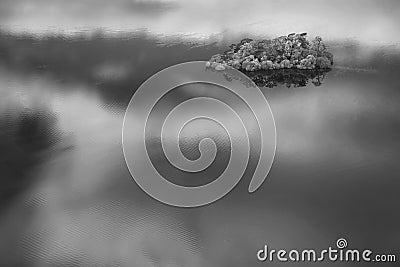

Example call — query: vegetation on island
[207,33,333,71]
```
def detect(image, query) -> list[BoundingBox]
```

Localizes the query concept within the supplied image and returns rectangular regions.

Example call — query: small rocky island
[207,33,333,71]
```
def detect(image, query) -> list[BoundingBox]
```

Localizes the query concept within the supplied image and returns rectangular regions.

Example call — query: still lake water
[0,32,400,266]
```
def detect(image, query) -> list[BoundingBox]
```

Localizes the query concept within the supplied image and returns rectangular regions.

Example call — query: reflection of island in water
[208,67,332,89]
[244,68,331,88]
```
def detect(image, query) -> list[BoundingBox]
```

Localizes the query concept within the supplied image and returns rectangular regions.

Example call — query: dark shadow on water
[0,107,61,208]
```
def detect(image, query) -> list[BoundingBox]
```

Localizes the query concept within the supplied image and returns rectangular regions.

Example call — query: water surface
[0,32,399,266]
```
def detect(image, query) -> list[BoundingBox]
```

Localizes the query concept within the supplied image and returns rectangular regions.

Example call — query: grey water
[1,30,400,267]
